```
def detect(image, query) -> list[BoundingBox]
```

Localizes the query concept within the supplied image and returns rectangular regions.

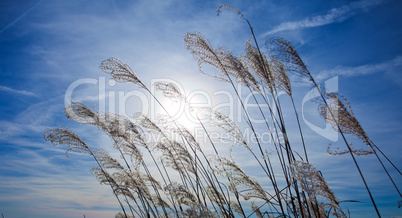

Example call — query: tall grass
[44,5,400,217]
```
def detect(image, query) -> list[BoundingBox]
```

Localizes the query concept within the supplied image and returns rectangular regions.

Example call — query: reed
[44,5,400,217]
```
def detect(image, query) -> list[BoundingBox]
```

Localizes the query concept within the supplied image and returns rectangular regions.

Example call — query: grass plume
[44,5,401,218]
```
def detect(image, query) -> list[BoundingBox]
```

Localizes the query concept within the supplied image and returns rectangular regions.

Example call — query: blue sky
[0,0,401,217]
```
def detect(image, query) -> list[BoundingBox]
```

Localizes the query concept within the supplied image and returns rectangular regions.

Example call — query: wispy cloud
[316,56,402,86]
[0,173,119,217]
[0,96,63,142]
[0,85,37,97]
[0,0,44,34]
[262,0,384,36]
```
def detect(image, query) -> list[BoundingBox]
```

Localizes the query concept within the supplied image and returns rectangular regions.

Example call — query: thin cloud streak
[0,97,63,141]
[317,55,402,86]
[0,0,44,34]
[262,0,383,36]
[0,85,37,97]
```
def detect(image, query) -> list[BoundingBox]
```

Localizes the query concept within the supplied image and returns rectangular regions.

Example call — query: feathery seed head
[94,148,124,170]
[267,37,311,80]
[210,109,248,147]
[217,5,244,19]
[245,40,275,92]
[154,81,186,102]
[327,143,373,156]
[164,182,198,208]
[64,102,98,125]
[100,57,144,88]
[320,92,371,146]
[184,32,230,82]
[269,58,292,96]
[291,161,345,216]
[44,127,90,157]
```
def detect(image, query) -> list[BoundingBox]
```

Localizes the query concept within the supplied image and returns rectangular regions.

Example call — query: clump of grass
[45,5,400,217]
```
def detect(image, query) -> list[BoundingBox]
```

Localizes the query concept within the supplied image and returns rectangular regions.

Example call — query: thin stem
[313,80,381,217]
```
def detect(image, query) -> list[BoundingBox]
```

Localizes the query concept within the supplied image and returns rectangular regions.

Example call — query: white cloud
[262,0,384,36]
[316,55,402,86]
[0,85,37,97]
[1,0,400,216]
[0,173,119,217]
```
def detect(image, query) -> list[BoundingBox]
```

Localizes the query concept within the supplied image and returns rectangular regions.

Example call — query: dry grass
[44,5,400,218]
